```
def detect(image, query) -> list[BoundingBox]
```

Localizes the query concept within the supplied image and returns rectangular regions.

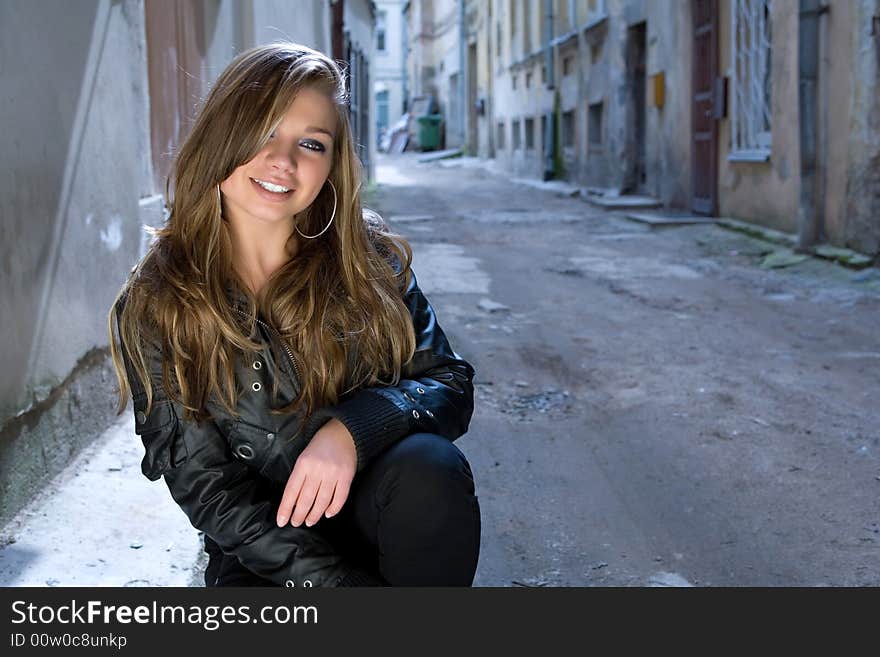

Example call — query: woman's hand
[276,418,357,528]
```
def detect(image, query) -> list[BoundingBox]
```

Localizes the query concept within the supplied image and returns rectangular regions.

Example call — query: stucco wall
[822,0,853,248]
[842,0,880,255]
[645,0,691,208]
[435,0,463,148]
[0,0,152,424]
[573,0,650,190]
[0,0,154,524]
[250,0,331,53]
[716,0,800,232]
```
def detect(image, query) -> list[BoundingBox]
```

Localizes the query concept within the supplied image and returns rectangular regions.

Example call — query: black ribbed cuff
[336,568,387,586]
[310,390,411,472]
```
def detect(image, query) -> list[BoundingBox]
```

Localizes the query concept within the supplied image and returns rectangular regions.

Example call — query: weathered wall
[716,0,800,232]
[470,0,489,157]
[582,0,640,189]
[644,0,691,208]
[436,0,464,148]
[842,0,880,255]
[250,0,331,53]
[413,0,878,251]
[346,0,379,179]
[821,0,854,248]
[0,0,154,524]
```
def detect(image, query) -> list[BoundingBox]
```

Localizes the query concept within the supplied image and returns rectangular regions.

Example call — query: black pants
[204,432,481,586]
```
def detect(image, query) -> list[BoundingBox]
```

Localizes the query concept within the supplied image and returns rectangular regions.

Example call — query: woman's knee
[377,433,476,501]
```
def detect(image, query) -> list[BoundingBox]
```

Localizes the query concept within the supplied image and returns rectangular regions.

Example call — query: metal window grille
[731,0,773,160]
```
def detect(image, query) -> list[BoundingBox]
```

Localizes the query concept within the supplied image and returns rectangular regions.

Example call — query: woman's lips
[250,177,295,202]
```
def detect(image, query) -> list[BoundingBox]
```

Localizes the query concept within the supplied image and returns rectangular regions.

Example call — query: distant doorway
[624,21,647,194]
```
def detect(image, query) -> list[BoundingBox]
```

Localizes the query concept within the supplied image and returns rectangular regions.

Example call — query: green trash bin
[416,114,442,151]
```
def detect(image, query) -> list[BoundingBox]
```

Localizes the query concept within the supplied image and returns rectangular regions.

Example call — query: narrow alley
[2,151,877,587]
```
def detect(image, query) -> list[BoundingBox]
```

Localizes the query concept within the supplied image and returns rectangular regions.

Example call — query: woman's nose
[266,144,296,172]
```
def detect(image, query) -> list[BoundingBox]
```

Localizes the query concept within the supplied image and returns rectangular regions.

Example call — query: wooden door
[692,0,718,215]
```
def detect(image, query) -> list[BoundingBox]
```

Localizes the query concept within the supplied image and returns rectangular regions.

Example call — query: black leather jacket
[114,269,475,587]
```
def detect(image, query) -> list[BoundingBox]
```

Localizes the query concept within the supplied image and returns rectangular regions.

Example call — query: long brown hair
[107,42,416,427]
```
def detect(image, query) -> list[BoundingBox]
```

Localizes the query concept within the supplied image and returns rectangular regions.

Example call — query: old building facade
[404,0,467,149]
[374,0,409,146]
[406,0,879,256]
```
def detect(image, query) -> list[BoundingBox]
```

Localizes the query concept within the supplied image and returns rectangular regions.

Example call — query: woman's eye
[301,140,325,152]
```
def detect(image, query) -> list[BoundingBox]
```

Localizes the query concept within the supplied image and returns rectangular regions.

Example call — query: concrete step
[624,211,716,226]
[584,194,662,210]
[417,148,463,163]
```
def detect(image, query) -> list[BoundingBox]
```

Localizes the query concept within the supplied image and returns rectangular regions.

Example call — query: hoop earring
[296,180,337,239]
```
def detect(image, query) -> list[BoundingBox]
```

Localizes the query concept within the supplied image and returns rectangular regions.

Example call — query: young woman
[107,43,481,586]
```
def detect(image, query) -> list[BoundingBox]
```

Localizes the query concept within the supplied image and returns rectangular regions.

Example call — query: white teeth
[253,178,291,193]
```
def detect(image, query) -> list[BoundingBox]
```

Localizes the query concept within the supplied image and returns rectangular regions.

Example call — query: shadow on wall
[0,0,104,422]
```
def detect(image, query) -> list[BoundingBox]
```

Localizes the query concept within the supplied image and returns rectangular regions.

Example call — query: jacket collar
[224,278,253,316]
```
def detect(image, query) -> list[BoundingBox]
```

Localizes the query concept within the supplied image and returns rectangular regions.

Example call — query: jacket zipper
[233,307,301,385]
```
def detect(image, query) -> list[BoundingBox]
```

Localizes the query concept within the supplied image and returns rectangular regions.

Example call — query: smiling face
[219,86,337,230]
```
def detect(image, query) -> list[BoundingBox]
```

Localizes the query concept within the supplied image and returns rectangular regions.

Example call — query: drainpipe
[797,0,829,251]
[543,0,556,180]
[402,2,408,112]
[816,1,828,245]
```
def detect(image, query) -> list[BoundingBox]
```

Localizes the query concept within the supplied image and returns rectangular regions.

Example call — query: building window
[376,10,387,52]
[525,117,535,149]
[497,122,506,150]
[525,71,532,88]
[562,110,575,147]
[512,118,521,150]
[512,73,517,90]
[563,55,573,76]
[588,102,603,146]
[524,0,532,53]
[496,21,502,58]
[731,0,772,160]
[541,65,546,83]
